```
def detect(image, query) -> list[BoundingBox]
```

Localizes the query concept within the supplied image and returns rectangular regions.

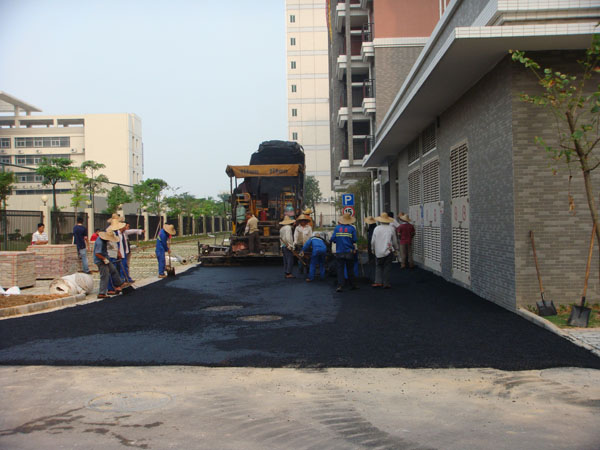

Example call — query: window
[13,136,70,148]
[290,61,296,69]
[291,108,297,117]
[290,37,296,46]
[292,132,298,140]
[290,14,295,23]
[291,84,297,93]
[0,156,10,164]
[0,138,10,148]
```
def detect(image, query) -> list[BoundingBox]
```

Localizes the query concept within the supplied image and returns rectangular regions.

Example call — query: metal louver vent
[422,123,436,154]
[451,143,468,199]
[450,142,470,284]
[407,138,420,164]
[414,227,424,259]
[424,226,441,263]
[422,159,440,203]
[408,169,421,206]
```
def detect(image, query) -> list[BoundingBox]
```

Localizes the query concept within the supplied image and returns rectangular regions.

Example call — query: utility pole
[345,0,354,166]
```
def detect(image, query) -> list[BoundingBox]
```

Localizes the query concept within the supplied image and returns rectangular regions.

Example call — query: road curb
[0,293,87,318]
[516,308,600,358]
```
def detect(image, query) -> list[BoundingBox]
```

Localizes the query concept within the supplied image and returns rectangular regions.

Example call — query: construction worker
[279,216,295,278]
[371,212,399,288]
[330,213,358,292]
[294,214,312,273]
[244,211,259,253]
[156,223,176,278]
[300,232,327,282]
[302,208,315,228]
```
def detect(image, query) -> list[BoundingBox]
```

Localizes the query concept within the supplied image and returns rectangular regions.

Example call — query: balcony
[360,23,374,61]
[335,0,368,33]
[361,79,375,115]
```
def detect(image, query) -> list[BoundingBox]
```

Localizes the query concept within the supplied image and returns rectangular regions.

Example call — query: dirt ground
[0,294,68,308]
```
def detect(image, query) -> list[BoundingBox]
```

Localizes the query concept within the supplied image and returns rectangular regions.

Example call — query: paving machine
[199,140,305,265]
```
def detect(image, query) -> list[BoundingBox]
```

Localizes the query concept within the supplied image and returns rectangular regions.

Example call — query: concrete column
[178,214,184,236]
[117,208,125,220]
[161,212,168,228]
[85,208,94,239]
[40,204,52,244]
[143,211,149,241]
[211,216,215,234]
[202,215,207,235]
[345,0,354,165]
[192,216,196,235]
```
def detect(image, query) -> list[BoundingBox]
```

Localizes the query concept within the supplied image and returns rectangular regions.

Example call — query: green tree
[217,192,231,215]
[511,36,600,243]
[133,178,169,236]
[106,185,133,214]
[80,161,108,205]
[304,175,322,213]
[69,170,89,216]
[36,157,74,211]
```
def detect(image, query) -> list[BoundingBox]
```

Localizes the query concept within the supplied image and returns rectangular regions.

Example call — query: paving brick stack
[0,251,36,288]
[27,245,79,279]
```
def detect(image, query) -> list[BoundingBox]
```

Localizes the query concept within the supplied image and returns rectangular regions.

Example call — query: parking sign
[342,193,354,206]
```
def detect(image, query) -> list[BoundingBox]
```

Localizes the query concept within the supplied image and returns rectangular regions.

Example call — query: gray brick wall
[512,50,600,307]
[374,46,423,131]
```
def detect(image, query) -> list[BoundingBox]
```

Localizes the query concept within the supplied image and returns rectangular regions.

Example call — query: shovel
[292,249,308,267]
[530,231,557,316]
[568,224,595,327]
[166,249,176,277]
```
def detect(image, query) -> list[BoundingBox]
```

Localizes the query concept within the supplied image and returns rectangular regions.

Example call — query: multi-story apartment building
[327,0,443,218]
[0,91,143,210]
[363,0,600,310]
[286,0,336,225]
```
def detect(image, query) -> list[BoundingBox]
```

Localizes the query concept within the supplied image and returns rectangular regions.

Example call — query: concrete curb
[516,308,600,358]
[0,293,87,318]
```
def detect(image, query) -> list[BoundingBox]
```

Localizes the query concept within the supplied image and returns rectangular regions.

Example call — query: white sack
[5,286,21,296]
[50,273,94,295]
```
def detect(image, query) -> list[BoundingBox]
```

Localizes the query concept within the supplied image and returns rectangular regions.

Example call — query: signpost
[342,193,354,207]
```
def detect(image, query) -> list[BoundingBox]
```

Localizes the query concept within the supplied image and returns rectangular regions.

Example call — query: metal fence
[1,210,44,251]
[51,211,88,244]
[148,215,161,239]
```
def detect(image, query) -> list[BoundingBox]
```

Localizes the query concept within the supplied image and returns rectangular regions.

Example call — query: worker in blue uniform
[300,232,328,282]
[330,213,358,292]
[156,223,176,278]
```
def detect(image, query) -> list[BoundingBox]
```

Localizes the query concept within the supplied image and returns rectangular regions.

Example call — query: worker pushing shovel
[156,223,177,278]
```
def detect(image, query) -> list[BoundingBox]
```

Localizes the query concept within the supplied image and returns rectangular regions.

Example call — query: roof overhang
[364,23,599,167]
[0,91,41,114]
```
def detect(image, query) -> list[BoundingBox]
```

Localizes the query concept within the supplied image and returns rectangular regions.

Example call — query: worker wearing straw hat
[371,212,399,288]
[302,208,315,228]
[294,214,312,274]
[279,216,295,278]
[301,231,328,282]
[93,231,126,298]
[156,223,176,278]
[106,219,127,294]
[398,214,415,269]
[330,213,358,292]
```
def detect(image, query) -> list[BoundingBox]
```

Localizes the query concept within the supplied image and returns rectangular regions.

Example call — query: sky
[0,0,288,199]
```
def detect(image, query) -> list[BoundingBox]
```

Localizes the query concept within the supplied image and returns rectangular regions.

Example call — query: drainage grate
[203,305,244,312]
[87,391,171,413]
[238,315,282,322]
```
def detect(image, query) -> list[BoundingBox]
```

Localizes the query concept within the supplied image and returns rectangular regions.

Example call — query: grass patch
[526,303,600,328]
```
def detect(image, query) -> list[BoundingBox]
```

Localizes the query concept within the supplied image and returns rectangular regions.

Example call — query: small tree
[69,170,89,216]
[510,36,600,243]
[106,185,133,214]
[36,157,74,211]
[133,178,169,236]
[304,175,322,213]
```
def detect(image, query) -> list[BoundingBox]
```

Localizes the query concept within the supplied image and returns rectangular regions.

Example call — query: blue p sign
[342,194,354,206]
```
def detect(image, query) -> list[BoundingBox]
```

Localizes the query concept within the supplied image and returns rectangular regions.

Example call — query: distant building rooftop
[0,91,42,115]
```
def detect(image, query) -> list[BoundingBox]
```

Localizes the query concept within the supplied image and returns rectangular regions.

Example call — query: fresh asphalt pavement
[2,265,600,450]
[0,264,599,370]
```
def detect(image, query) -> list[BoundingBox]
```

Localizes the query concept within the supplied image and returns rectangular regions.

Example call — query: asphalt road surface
[1,265,599,370]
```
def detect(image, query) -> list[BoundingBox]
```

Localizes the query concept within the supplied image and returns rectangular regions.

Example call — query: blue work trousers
[120,255,133,282]
[308,252,326,281]
[156,248,166,275]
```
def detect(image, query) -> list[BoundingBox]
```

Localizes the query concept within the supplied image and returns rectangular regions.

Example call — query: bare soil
[0,294,69,309]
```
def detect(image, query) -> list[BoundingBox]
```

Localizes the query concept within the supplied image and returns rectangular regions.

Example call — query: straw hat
[98,231,119,242]
[399,214,411,223]
[107,213,124,223]
[375,212,394,224]
[163,223,177,236]
[107,219,127,231]
[338,213,356,225]
[296,214,310,222]
[279,216,295,225]
[365,216,376,225]
[302,208,313,215]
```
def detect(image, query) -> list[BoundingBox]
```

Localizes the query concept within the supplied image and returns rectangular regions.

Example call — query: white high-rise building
[285,0,335,225]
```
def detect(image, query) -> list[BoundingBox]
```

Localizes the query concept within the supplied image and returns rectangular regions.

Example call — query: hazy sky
[0,0,288,198]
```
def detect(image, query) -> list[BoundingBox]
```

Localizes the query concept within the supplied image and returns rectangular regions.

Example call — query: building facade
[0,91,143,211]
[286,0,336,224]
[327,0,443,220]
[364,0,600,309]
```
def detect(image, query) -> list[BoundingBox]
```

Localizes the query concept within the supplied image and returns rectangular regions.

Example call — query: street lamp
[41,194,48,206]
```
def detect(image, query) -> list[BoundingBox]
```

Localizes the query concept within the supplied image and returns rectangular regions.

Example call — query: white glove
[103,259,109,265]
